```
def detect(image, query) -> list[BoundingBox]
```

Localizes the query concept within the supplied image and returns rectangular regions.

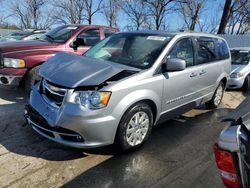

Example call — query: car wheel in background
[116,102,153,151]
[206,82,224,109]
[24,65,41,95]
[242,75,250,92]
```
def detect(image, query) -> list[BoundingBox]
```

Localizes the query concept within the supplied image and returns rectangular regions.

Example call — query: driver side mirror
[162,58,186,73]
[70,38,86,51]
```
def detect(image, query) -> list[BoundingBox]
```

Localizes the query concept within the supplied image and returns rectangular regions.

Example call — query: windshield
[231,50,250,65]
[84,33,172,69]
[0,32,30,41]
[23,33,44,41]
[39,25,79,43]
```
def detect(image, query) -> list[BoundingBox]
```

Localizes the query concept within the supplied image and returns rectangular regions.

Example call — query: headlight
[75,91,111,109]
[230,72,245,78]
[4,58,25,68]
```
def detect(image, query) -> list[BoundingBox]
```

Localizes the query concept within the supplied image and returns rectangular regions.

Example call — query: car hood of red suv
[0,40,59,54]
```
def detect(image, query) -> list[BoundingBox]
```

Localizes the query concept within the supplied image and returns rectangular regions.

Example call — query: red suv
[0,25,119,90]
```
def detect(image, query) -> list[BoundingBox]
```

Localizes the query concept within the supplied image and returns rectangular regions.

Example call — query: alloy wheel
[126,112,149,146]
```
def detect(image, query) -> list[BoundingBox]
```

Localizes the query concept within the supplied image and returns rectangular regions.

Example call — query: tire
[116,102,154,151]
[206,82,225,109]
[24,66,41,95]
[242,75,250,92]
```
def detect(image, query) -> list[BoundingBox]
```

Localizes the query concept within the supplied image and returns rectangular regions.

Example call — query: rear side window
[77,29,101,46]
[104,28,117,37]
[196,38,217,64]
[217,39,230,60]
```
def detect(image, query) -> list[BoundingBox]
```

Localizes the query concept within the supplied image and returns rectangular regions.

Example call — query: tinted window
[196,38,217,64]
[168,38,194,67]
[78,29,100,46]
[231,50,250,65]
[40,26,79,43]
[104,28,117,37]
[217,39,229,60]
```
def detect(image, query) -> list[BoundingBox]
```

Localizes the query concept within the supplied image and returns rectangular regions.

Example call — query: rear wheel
[116,102,153,151]
[24,66,41,95]
[206,82,224,109]
[242,75,250,92]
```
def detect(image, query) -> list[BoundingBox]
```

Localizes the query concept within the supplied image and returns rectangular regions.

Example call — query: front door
[161,37,203,117]
[67,28,102,55]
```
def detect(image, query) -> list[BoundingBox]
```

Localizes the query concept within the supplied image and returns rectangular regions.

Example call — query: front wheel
[116,102,153,151]
[206,82,225,109]
[24,66,41,95]
[242,75,250,92]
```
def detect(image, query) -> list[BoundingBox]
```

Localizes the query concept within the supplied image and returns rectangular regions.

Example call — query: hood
[0,40,59,54]
[231,64,246,73]
[40,52,139,88]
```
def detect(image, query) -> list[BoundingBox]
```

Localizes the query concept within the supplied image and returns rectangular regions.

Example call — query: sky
[1,0,225,32]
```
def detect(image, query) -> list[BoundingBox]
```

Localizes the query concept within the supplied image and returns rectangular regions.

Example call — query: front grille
[26,105,85,143]
[41,79,67,106]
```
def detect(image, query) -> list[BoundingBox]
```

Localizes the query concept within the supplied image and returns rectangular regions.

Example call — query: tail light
[214,144,241,188]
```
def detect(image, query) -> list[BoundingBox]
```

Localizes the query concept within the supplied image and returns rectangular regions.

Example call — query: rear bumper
[0,68,27,85]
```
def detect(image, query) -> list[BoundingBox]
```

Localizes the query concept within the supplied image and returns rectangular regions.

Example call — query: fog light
[0,76,8,84]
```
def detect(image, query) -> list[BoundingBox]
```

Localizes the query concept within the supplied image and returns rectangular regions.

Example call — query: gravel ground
[0,85,246,188]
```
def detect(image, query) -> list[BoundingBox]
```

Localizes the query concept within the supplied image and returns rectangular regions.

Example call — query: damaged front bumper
[25,83,120,148]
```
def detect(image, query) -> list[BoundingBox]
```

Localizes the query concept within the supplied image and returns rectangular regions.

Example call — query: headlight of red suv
[4,58,25,68]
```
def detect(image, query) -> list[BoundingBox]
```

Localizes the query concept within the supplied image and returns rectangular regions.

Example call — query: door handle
[190,73,198,78]
[199,70,206,75]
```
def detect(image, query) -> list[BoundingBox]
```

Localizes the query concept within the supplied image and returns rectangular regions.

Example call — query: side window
[77,29,100,46]
[104,28,117,37]
[196,38,217,64]
[217,39,230,60]
[168,38,194,67]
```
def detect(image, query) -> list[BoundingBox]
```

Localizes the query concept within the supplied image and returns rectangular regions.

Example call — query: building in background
[220,33,250,48]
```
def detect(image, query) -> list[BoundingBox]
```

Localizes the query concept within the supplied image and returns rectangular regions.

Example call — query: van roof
[60,24,119,30]
[120,30,224,40]
[231,47,250,51]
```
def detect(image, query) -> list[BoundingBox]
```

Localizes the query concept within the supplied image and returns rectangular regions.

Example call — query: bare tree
[11,0,47,29]
[103,0,120,27]
[227,1,250,34]
[177,0,205,31]
[38,7,55,29]
[52,0,85,24]
[217,0,231,34]
[0,0,11,25]
[202,12,220,33]
[120,0,147,30]
[145,0,177,30]
[27,0,46,29]
[217,0,249,34]
[83,0,104,25]
[12,0,32,29]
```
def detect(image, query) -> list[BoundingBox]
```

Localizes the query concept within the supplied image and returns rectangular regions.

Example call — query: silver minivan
[25,31,231,150]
